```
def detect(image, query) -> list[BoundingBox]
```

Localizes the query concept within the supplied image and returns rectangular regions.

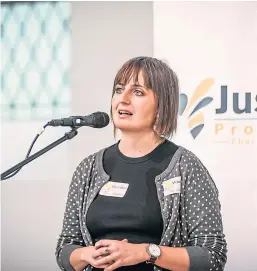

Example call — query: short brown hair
[111,56,179,139]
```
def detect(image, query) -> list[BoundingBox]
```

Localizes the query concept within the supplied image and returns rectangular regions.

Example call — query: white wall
[70,1,154,170]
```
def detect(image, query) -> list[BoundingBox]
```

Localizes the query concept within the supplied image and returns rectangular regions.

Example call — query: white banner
[154,2,257,270]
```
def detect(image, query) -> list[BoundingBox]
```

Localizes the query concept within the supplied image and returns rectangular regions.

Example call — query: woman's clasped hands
[81,239,149,271]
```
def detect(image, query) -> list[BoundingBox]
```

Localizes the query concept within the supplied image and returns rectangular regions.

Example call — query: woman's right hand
[80,246,111,269]
[81,239,128,269]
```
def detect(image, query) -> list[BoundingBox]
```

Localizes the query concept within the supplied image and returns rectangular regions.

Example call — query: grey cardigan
[56,145,227,271]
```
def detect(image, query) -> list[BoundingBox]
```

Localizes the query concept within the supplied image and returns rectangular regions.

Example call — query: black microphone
[48,112,110,128]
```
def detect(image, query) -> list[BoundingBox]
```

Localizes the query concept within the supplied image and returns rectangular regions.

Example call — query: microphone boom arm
[1,127,79,181]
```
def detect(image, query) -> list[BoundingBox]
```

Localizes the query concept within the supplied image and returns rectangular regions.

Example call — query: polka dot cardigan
[56,146,227,271]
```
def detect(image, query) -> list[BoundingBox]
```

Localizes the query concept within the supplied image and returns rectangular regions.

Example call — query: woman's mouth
[117,109,133,118]
[118,110,133,116]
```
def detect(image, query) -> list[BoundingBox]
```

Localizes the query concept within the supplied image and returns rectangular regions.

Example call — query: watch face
[149,244,161,257]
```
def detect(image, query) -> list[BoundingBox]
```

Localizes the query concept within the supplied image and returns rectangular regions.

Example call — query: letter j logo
[179,78,214,139]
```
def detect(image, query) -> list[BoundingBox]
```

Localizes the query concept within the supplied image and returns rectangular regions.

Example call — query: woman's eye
[134,89,143,96]
[115,87,123,94]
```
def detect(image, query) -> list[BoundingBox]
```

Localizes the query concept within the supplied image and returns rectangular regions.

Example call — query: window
[1,1,71,121]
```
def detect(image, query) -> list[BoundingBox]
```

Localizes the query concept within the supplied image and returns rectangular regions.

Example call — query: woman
[56,56,227,271]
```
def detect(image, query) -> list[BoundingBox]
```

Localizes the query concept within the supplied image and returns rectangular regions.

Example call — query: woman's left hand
[92,239,149,271]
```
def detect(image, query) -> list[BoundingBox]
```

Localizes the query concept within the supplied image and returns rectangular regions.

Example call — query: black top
[86,139,178,270]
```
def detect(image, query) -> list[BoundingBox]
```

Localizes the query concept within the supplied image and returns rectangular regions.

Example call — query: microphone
[48,112,110,128]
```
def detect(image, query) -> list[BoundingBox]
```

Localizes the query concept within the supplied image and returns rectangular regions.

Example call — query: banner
[154,2,257,270]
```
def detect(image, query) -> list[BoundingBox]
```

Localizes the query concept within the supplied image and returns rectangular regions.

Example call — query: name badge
[162,176,181,196]
[99,182,129,198]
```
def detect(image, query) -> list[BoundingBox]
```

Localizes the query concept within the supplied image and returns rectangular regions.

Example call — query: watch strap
[146,255,157,264]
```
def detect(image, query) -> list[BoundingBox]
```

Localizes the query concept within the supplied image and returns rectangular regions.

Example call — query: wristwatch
[146,243,161,264]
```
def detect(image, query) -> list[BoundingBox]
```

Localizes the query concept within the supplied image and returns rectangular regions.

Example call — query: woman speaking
[56,56,227,271]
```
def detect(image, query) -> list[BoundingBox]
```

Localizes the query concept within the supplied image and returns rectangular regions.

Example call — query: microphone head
[92,112,110,128]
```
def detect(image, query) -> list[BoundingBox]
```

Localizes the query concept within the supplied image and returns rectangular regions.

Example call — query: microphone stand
[1,127,79,181]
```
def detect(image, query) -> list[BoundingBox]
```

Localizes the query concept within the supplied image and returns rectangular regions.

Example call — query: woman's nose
[120,90,131,104]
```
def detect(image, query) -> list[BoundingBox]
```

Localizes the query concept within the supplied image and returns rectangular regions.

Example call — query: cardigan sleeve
[55,159,87,271]
[181,150,227,271]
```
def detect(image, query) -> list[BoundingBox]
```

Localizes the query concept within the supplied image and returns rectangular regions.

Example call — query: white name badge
[162,176,181,196]
[99,182,129,198]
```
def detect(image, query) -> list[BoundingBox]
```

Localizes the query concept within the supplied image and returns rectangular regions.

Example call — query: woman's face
[111,70,158,133]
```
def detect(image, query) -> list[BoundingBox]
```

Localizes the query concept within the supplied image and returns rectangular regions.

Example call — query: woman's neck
[118,131,164,158]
